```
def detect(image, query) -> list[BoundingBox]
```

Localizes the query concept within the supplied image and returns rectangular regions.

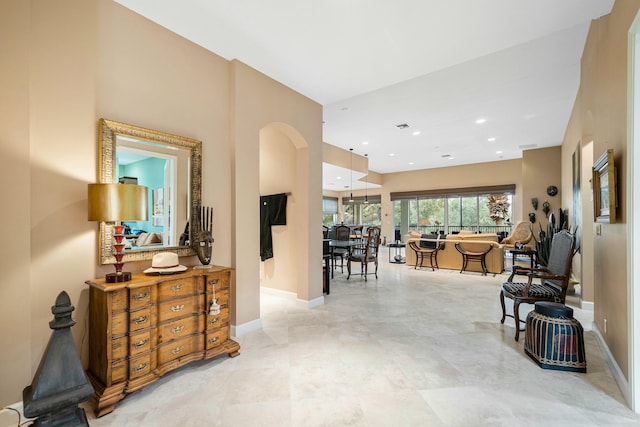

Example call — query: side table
[388,242,406,264]
[510,248,537,269]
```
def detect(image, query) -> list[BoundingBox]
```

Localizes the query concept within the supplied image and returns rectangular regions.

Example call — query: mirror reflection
[98,119,202,265]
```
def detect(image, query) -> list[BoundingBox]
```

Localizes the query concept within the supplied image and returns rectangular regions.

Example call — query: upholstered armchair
[501,221,532,248]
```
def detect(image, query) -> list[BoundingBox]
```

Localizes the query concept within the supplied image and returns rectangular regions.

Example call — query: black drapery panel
[260,193,288,261]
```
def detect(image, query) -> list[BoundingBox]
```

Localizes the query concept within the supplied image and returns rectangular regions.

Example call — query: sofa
[405,231,504,274]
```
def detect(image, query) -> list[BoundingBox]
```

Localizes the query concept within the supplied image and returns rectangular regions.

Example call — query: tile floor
[86,262,640,426]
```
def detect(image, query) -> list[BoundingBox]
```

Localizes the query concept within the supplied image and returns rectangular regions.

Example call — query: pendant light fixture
[349,148,354,202]
[364,154,369,204]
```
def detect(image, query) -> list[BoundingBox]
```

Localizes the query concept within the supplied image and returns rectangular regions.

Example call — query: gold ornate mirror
[97,119,202,264]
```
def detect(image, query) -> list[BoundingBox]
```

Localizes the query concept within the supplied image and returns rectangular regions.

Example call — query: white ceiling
[114,0,614,188]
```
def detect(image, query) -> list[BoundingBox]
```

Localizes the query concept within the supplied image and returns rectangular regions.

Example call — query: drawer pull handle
[171,325,185,334]
[133,362,148,372]
[170,284,184,292]
[132,292,149,301]
[132,315,148,325]
[171,304,185,312]
[171,345,185,355]
[208,337,219,345]
[208,318,219,325]
[209,279,220,285]
[132,338,149,348]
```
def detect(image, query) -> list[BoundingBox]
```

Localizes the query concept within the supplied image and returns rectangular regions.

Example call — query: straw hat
[144,252,187,274]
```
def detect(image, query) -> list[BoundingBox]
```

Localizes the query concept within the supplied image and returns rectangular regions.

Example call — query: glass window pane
[461,197,478,230]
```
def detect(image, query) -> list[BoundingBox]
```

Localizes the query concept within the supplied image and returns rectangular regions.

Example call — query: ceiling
[114,0,614,190]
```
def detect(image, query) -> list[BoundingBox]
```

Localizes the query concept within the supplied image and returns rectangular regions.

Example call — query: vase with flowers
[487,195,510,225]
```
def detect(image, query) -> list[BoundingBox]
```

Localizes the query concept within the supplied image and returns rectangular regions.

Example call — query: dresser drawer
[158,315,202,344]
[129,352,157,380]
[110,289,128,312]
[206,273,229,293]
[111,335,128,361]
[206,290,229,310]
[158,276,198,301]
[205,310,229,331]
[129,286,154,310]
[111,359,127,383]
[112,311,129,337]
[157,335,203,365]
[129,307,155,333]
[129,331,155,357]
[157,295,200,323]
[205,328,229,350]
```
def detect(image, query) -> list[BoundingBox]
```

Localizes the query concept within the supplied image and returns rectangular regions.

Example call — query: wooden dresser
[85,266,240,417]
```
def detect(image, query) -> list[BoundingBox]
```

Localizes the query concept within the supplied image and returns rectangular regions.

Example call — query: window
[343,195,381,225]
[323,197,338,227]
[391,185,514,237]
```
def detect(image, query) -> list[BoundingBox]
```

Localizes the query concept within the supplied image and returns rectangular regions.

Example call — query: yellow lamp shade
[88,183,148,222]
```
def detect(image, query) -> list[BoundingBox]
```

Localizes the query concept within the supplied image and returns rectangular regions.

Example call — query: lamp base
[105,271,132,283]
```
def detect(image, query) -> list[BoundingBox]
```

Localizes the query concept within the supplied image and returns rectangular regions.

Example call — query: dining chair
[500,230,576,341]
[333,225,350,273]
[347,226,381,281]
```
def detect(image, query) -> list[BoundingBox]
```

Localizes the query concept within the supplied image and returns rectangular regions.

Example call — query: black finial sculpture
[23,291,94,426]
[193,205,214,268]
[529,212,537,224]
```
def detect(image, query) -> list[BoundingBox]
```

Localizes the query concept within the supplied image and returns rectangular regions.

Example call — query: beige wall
[230,59,323,320]
[260,126,297,293]
[0,0,322,404]
[0,0,32,407]
[561,0,638,378]
[522,147,562,232]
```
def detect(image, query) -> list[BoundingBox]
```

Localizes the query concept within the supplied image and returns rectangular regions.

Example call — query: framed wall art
[592,148,617,224]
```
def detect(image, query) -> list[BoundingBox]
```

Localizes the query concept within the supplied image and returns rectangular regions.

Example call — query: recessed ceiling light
[409,162,415,165]
[362,141,369,145]
[496,150,503,154]
[389,153,396,156]
[337,176,342,180]
[395,123,409,129]
[412,131,421,136]
[449,157,455,160]
[475,118,486,124]
[488,137,496,142]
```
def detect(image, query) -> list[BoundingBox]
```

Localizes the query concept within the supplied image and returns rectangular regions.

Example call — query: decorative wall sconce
[88,183,148,282]
[531,197,539,210]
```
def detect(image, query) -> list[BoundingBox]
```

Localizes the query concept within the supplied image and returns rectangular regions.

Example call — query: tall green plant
[531,208,569,266]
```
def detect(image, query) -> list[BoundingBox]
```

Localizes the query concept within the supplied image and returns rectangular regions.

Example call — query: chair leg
[499,291,506,324]
[364,262,368,281]
[374,259,378,279]
[514,301,521,342]
[347,259,351,280]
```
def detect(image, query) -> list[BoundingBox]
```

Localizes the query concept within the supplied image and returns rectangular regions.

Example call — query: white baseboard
[296,296,324,309]
[260,286,325,309]
[0,403,25,427]
[231,318,262,338]
[593,322,631,407]
[260,286,297,299]
[581,300,595,311]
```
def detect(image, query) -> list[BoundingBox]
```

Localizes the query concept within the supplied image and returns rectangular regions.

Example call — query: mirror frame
[98,118,202,264]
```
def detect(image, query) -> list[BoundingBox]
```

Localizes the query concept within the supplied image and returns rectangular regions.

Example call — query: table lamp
[88,183,148,283]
